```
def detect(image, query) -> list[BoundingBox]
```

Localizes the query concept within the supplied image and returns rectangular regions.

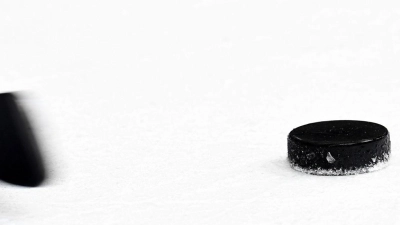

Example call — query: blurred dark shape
[0,92,46,187]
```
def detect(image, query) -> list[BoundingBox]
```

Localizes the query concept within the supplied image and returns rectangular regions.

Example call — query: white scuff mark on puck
[326,152,335,163]
[372,157,376,163]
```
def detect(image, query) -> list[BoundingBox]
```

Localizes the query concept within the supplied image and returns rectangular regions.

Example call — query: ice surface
[2,2,400,224]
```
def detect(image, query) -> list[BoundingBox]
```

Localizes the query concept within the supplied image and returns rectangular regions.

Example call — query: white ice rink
[1,1,400,224]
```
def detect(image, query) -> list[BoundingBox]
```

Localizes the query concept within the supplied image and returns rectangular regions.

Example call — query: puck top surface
[289,120,388,146]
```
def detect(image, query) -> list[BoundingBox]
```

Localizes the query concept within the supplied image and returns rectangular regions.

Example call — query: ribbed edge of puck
[289,153,390,176]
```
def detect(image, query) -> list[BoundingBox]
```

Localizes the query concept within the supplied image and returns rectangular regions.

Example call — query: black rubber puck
[0,93,46,186]
[288,120,390,175]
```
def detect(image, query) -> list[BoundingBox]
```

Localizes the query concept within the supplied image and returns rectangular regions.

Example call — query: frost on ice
[326,152,335,163]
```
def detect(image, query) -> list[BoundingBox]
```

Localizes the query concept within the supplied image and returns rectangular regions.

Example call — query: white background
[1,1,400,224]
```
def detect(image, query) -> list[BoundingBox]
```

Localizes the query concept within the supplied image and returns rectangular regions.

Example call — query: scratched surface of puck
[288,120,390,176]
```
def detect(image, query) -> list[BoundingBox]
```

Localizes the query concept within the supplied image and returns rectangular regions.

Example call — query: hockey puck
[0,93,46,186]
[288,120,390,176]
